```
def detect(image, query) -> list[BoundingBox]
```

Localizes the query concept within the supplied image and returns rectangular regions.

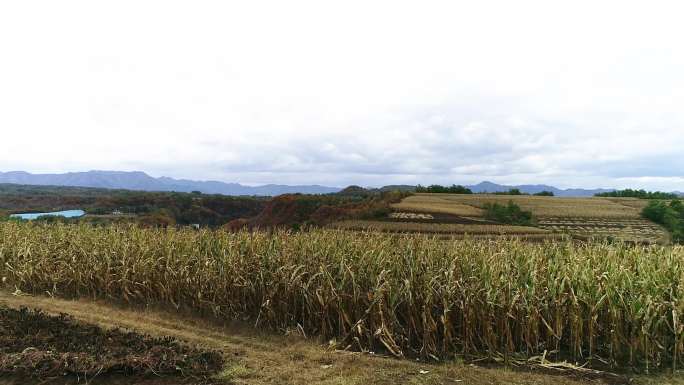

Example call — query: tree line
[596,189,679,199]
[416,184,554,196]
[415,184,473,194]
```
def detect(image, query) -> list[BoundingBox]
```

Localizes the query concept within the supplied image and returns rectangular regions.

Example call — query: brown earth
[0,305,223,384]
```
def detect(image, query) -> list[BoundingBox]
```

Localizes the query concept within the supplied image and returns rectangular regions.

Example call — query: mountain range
[0,171,340,196]
[0,170,680,197]
[464,181,616,197]
[464,181,683,197]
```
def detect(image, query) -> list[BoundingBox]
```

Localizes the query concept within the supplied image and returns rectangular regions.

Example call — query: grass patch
[213,363,252,381]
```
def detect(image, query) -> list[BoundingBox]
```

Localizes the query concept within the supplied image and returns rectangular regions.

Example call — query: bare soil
[0,305,223,384]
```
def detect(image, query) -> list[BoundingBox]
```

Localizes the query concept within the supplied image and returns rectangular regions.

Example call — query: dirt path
[0,291,660,385]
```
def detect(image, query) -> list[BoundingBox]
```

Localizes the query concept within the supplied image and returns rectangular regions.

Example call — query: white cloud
[0,0,683,190]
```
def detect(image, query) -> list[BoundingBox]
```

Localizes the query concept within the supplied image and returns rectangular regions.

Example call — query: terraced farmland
[537,218,669,243]
[401,194,643,219]
[354,193,669,243]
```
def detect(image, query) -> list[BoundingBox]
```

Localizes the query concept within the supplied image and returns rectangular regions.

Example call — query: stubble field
[338,193,669,243]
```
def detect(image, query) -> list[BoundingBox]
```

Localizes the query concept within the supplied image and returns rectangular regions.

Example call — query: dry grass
[2,222,684,371]
[332,220,550,235]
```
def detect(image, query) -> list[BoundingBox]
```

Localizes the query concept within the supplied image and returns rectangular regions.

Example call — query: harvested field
[384,211,493,225]
[603,198,652,211]
[386,194,667,243]
[389,212,434,220]
[391,194,483,216]
[537,218,669,243]
[332,219,551,235]
[412,193,642,219]
[0,305,223,382]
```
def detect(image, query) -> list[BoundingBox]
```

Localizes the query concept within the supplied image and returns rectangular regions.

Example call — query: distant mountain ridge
[464,181,616,197]
[1,171,680,197]
[0,171,341,196]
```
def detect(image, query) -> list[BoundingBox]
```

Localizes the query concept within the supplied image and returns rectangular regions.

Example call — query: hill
[466,181,615,197]
[337,193,670,243]
[0,170,341,196]
[0,183,267,227]
[2,170,679,198]
[341,182,626,197]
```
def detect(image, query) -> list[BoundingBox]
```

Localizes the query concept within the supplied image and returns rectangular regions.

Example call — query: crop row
[1,222,683,370]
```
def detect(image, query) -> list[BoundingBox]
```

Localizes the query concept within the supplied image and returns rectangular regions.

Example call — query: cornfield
[331,220,552,235]
[2,222,684,370]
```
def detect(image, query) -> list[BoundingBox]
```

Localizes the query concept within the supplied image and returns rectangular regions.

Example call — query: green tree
[415,184,473,194]
[597,189,678,199]
[642,200,684,243]
[483,201,534,226]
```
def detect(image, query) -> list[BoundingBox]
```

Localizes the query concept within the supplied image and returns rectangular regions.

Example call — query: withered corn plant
[1,221,683,370]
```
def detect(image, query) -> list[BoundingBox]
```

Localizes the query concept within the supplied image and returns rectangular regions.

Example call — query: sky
[1,1,683,190]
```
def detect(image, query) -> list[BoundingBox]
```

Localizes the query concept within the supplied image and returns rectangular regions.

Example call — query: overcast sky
[1,1,683,190]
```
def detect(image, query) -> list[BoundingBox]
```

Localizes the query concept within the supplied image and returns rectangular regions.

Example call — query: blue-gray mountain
[0,171,340,196]
[0,171,680,197]
[465,181,615,197]
[466,182,683,198]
